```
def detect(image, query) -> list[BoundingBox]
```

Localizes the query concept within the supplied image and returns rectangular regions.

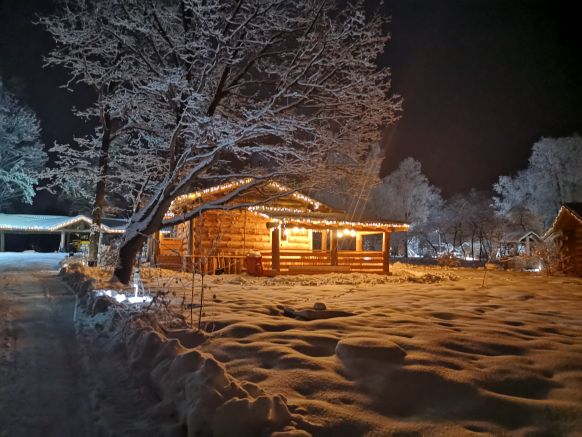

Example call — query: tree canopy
[42,0,402,282]
[0,81,46,210]
[494,135,582,228]
[368,157,442,226]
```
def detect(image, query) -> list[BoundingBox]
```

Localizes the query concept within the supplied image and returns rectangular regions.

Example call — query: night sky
[1,0,581,214]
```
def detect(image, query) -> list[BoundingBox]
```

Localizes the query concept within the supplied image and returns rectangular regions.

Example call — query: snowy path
[0,254,92,437]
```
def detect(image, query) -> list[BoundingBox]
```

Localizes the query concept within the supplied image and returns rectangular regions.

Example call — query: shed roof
[501,229,542,243]
[0,214,125,234]
[543,203,582,239]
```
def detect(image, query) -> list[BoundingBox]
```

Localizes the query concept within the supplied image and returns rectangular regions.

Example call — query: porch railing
[156,241,386,274]
[261,250,385,273]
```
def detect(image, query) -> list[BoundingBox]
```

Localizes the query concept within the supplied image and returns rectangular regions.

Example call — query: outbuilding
[543,203,582,276]
[0,214,124,252]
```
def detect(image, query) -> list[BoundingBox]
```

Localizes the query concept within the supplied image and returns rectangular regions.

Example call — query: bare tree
[44,0,402,283]
[40,3,168,265]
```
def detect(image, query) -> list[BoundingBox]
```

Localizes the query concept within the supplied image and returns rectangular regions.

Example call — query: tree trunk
[113,193,174,284]
[115,233,148,284]
[88,105,111,267]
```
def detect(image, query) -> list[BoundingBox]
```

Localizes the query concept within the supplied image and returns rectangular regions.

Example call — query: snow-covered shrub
[437,254,461,268]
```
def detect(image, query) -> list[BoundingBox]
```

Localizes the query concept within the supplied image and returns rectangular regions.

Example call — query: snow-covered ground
[0,256,92,436]
[0,251,66,272]
[163,266,582,436]
[57,264,582,436]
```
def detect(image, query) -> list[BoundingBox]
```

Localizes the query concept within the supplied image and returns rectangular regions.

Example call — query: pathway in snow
[0,253,92,436]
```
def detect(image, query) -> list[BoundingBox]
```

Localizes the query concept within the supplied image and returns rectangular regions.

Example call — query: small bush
[437,254,461,267]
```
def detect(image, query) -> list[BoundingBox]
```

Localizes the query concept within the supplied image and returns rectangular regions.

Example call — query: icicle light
[0,214,125,234]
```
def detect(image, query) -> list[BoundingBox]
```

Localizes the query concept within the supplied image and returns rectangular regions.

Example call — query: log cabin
[544,203,582,276]
[151,179,409,275]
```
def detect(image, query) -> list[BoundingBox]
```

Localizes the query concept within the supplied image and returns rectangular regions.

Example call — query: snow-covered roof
[170,178,409,232]
[564,203,582,223]
[0,214,125,234]
[501,229,542,243]
[172,178,325,211]
[543,203,582,239]
[248,208,409,233]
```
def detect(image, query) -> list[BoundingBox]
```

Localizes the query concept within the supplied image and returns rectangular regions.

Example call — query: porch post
[152,231,160,265]
[97,232,103,263]
[382,232,391,274]
[0,231,4,252]
[272,227,281,272]
[59,231,66,252]
[321,230,328,251]
[330,229,338,266]
[187,219,194,270]
[355,233,363,252]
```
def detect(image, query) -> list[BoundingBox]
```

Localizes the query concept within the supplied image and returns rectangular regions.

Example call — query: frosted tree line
[41,0,402,282]
[368,135,581,260]
[0,80,47,210]
[494,135,582,228]
[367,157,443,257]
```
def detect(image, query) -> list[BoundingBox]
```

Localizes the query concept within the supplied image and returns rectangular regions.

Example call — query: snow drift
[61,264,306,437]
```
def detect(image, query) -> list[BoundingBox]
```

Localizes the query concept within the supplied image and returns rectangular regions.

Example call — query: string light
[249,209,409,232]
[248,205,305,214]
[172,179,322,211]
[0,214,124,234]
[173,178,254,205]
[267,181,321,209]
[166,179,409,232]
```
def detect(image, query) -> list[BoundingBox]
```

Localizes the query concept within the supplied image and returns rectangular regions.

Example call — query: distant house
[0,214,124,252]
[543,203,582,276]
[499,229,543,257]
[154,179,408,275]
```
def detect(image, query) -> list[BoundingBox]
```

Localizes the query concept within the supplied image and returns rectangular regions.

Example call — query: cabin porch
[152,230,392,275]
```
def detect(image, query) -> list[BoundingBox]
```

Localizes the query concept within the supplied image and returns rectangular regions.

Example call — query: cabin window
[160,226,177,238]
[312,231,323,250]
[338,235,355,251]
[281,227,311,249]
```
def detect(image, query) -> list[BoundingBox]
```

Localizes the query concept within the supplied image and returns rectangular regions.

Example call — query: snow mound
[62,265,308,437]
[127,323,298,437]
[63,263,582,436]
[336,337,406,364]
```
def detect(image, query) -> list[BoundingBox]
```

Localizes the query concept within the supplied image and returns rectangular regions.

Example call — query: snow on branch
[41,0,402,282]
[0,81,47,209]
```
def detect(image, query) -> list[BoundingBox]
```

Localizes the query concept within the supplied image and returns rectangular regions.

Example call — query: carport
[0,214,124,252]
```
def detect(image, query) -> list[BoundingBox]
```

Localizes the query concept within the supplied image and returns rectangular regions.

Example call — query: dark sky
[1,0,581,213]
[379,0,582,196]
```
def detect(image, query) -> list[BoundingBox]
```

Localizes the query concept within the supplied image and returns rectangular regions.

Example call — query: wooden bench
[287,265,351,274]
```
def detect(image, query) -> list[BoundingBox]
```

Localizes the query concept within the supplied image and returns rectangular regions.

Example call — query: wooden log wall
[172,209,311,257]
[574,226,582,275]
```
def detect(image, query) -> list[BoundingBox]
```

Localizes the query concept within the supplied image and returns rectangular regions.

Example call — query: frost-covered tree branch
[43,0,402,283]
[0,81,47,210]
